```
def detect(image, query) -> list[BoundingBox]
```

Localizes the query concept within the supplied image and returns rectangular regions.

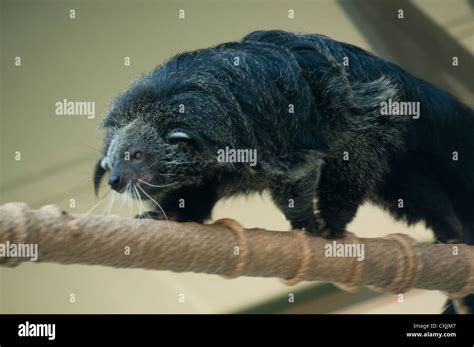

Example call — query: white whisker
[164,160,197,166]
[103,190,116,216]
[126,181,133,218]
[137,184,170,229]
[137,179,178,188]
[86,198,104,216]
[118,181,131,211]
[133,185,144,218]
[131,185,141,232]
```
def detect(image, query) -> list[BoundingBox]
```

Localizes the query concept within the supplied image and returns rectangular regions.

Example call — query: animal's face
[94,117,210,198]
[93,45,262,199]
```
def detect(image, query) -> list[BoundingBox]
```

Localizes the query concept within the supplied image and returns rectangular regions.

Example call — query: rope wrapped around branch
[0,202,473,304]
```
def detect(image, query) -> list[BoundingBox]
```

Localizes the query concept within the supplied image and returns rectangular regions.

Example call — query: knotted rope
[0,202,473,313]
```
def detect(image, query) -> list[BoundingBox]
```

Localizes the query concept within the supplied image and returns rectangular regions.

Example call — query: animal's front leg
[136,180,218,223]
[270,175,321,235]
[270,150,326,235]
[315,162,365,237]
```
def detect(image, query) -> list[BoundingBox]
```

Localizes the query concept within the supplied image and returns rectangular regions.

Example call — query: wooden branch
[0,203,473,300]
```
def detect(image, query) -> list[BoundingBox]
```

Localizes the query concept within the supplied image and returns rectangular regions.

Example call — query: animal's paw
[289,214,347,238]
[310,214,345,238]
[319,225,346,239]
[292,217,318,235]
[435,237,462,244]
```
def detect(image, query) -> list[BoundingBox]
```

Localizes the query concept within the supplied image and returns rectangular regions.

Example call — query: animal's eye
[132,150,143,160]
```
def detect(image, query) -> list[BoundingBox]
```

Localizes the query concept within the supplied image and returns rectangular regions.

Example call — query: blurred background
[0,0,472,313]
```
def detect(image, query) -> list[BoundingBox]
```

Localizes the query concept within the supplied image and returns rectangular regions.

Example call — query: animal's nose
[108,173,122,190]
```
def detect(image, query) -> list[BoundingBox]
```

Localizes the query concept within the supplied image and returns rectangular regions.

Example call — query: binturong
[94,30,474,247]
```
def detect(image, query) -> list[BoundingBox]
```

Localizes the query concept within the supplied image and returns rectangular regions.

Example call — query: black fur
[94,30,474,312]
[93,159,106,196]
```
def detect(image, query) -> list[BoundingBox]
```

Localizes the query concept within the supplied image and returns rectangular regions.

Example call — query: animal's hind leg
[451,197,474,244]
[424,209,464,243]
[378,166,464,243]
